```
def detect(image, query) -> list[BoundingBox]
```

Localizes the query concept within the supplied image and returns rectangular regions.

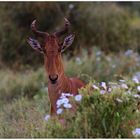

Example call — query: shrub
[0,77,140,138]
[0,68,47,102]
[69,3,132,53]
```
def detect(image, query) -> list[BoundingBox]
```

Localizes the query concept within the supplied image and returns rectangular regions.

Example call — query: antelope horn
[31,20,48,38]
[55,18,70,37]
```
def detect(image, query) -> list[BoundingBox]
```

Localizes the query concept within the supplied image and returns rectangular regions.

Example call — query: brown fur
[44,35,85,116]
[28,19,85,117]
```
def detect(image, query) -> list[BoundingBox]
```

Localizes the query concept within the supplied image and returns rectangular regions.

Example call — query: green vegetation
[1,2,140,68]
[0,49,140,138]
[0,2,140,138]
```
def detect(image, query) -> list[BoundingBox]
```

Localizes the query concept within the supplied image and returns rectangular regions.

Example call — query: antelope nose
[49,74,58,83]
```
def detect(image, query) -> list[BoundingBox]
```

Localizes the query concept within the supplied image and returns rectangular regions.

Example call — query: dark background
[0,2,140,69]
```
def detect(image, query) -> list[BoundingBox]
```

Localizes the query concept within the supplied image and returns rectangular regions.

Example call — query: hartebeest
[27,18,85,116]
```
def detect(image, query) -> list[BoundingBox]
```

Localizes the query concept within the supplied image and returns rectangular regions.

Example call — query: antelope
[27,18,85,117]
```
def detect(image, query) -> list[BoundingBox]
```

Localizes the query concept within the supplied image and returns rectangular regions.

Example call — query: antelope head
[27,18,75,84]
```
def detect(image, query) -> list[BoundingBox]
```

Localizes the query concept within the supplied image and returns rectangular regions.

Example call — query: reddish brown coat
[27,18,85,116]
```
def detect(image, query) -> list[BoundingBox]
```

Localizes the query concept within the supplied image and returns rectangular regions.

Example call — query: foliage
[64,47,140,82]
[0,2,67,68]
[69,3,132,53]
[43,82,139,138]
[0,68,47,102]
[0,50,140,138]
[0,79,140,138]
[1,2,140,68]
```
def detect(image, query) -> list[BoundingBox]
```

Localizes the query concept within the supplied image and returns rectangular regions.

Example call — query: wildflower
[57,108,63,115]
[62,97,69,104]
[127,90,131,95]
[132,128,140,137]
[75,94,82,102]
[60,95,66,99]
[133,72,140,81]
[100,82,107,90]
[137,86,140,92]
[44,114,50,121]
[106,56,111,62]
[69,4,74,9]
[63,103,72,109]
[133,94,140,98]
[121,83,128,89]
[92,84,99,90]
[56,99,64,108]
[132,77,139,84]
[61,92,73,97]
[76,57,82,65]
[96,51,101,56]
[116,98,123,103]
[119,79,125,83]
[56,97,69,108]
[100,90,106,94]
[112,64,116,68]
[107,87,112,92]
[124,49,133,56]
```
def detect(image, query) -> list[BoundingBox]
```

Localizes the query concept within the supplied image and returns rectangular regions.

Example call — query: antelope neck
[49,72,71,91]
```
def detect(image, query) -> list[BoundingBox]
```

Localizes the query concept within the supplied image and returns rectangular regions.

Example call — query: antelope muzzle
[49,74,58,84]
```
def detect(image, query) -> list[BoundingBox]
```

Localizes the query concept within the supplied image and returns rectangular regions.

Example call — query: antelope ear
[27,37,45,54]
[61,34,75,52]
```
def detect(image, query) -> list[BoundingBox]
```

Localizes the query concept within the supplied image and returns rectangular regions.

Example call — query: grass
[0,48,140,138]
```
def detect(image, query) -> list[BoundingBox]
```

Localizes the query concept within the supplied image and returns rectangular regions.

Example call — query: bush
[0,68,47,102]
[0,2,67,68]
[69,3,132,53]
[0,79,139,138]
[1,2,140,68]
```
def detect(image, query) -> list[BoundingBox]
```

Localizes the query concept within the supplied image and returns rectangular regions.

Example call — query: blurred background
[0,2,140,69]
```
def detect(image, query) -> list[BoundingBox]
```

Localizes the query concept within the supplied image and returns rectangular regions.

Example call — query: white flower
[124,49,133,56]
[132,77,139,84]
[76,57,82,65]
[63,103,72,109]
[60,93,73,99]
[132,128,140,137]
[56,99,64,108]
[116,98,123,103]
[121,83,128,89]
[100,90,106,94]
[127,90,132,95]
[119,79,125,83]
[69,4,74,9]
[96,51,101,56]
[56,97,69,108]
[133,94,140,98]
[137,86,140,92]
[57,108,63,115]
[92,84,99,90]
[107,87,112,92]
[62,97,69,104]
[106,56,111,62]
[100,82,107,90]
[44,114,50,121]
[60,95,66,99]
[112,64,116,68]
[61,93,73,97]
[75,94,82,102]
